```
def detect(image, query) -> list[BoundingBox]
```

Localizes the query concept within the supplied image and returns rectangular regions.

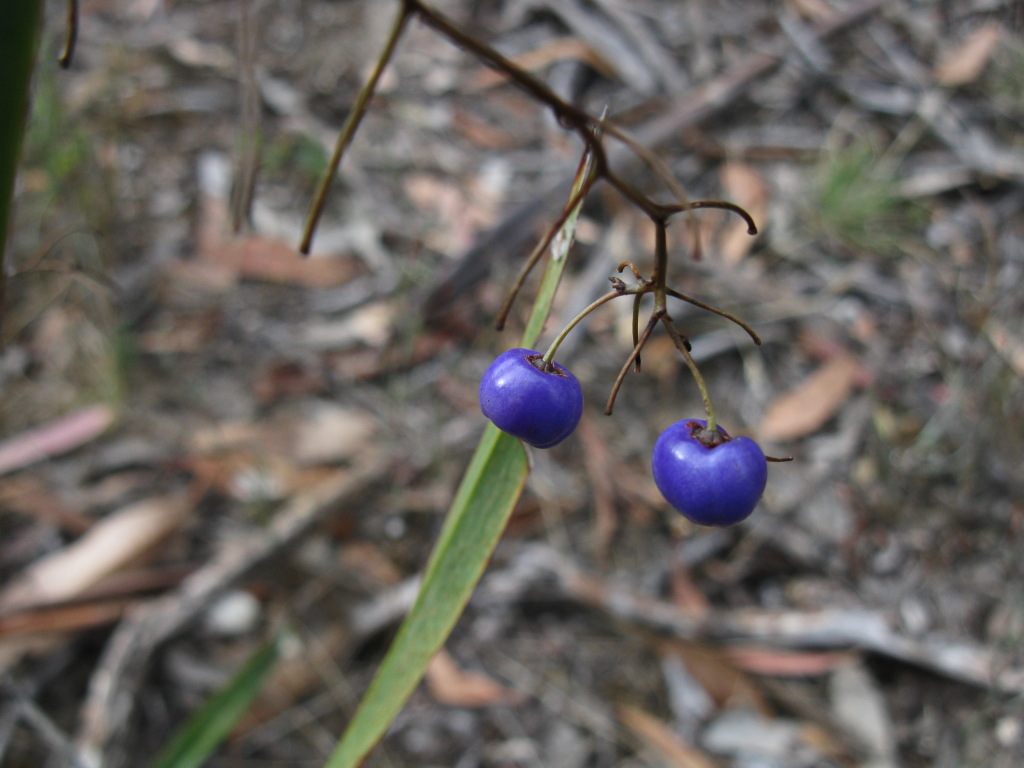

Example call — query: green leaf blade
[148,631,284,768]
[0,0,44,272]
[321,142,594,768]
[322,425,527,768]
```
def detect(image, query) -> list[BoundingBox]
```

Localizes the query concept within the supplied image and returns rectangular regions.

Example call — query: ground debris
[3,0,1022,766]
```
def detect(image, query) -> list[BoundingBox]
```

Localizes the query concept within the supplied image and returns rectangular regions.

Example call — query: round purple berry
[652,418,767,526]
[479,348,583,448]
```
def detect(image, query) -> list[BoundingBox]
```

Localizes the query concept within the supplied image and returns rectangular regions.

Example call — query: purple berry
[652,418,767,526]
[479,348,583,448]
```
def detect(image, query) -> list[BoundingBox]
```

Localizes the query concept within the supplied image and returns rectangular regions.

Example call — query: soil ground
[2,1,1023,767]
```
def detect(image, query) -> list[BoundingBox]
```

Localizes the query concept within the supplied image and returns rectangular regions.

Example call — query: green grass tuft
[811,139,925,257]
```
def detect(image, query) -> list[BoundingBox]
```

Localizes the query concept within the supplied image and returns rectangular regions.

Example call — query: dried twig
[423,0,886,319]
[2,672,92,768]
[74,455,391,768]
[485,544,1024,695]
[862,22,1024,183]
[230,0,262,232]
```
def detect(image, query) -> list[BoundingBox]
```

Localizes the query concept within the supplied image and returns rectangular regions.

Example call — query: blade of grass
[321,146,596,768]
[0,0,45,324]
[147,631,285,768]
[322,423,527,768]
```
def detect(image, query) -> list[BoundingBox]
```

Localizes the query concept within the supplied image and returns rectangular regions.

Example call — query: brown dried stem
[661,316,717,433]
[665,288,762,346]
[494,177,595,330]
[605,312,660,415]
[59,0,79,69]
[299,1,412,254]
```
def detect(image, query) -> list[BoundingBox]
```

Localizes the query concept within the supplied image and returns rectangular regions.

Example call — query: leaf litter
[2,0,1023,767]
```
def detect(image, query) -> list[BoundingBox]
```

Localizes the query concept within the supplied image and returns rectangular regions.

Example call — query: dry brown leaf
[616,703,718,768]
[292,405,377,466]
[467,36,614,90]
[165,34,234,72]
[205,236,359,287]
[0,494,190,614]
[164,259,239,293]
[723,646,856,677]
[984,319,1024,377]
[403,171,503,255]
[253,360,327,404]
[935,23,1003,87]
[0,600,133,638]
[183,453,280,500]
[338,542,404,585]
[757,353,862,442]
[425,648,519,708]
[193,152,358,288]
[185,452,338,501]
[189,421,267,454]
[718,161,769,265]
[784,0,838,22]
[661,641,772,714]
[614,334,679,382]
[669,562,711,619]
[0,474,94,533]
[577,415,618,562]
[799,722,852,763]
[185,405,377,501]
[403,173,464,217]
[451,108,523,150]
[300,301,396,350]
[0,495,191,670]
[136,310,223,354]
[0,405,116,476]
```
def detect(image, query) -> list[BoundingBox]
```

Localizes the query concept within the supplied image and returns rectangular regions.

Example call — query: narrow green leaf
[321,146,595,768]
[148,631,284,768]
[0,0,45,290]
[322,424,527,768]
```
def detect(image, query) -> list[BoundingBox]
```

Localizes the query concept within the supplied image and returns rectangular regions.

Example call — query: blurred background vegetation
[1,2,1023,767]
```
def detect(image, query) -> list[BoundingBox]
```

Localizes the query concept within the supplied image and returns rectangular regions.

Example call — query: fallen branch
[484,544,1024,695]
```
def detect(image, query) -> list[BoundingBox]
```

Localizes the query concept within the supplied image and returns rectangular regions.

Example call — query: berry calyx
[651,418,767,526]
[479,348,583,448]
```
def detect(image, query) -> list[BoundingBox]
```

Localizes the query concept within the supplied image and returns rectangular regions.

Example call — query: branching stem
[665,288,761,345]
[631,293,643,372]
[663,199,758,235]
[494,177,594,330]
[605,311,660,415]
[296,0,766,434]
[661,316,717,433]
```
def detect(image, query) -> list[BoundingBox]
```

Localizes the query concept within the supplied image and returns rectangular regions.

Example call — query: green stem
[661,316,717,433]
[0,0,45,335]
[541,289,633,367]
